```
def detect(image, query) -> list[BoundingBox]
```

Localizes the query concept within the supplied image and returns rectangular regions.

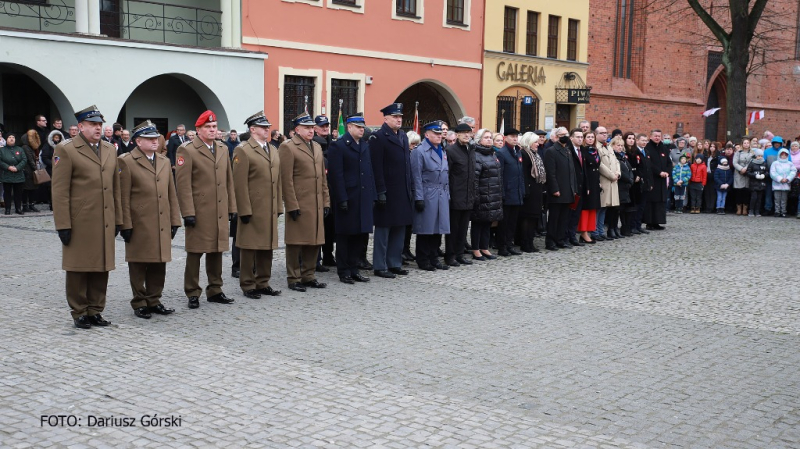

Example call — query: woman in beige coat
[594,131,621,240]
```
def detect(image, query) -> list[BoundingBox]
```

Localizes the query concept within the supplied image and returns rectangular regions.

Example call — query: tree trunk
[724,51,748,142]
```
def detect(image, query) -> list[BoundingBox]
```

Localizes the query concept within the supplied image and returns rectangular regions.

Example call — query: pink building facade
[242,0,485,134]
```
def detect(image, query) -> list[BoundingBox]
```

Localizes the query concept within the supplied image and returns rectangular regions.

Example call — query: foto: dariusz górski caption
[40,415,182,427]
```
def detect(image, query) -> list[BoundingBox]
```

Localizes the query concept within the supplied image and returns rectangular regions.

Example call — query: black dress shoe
[257,286,281,296]
[148,304,175,315]
[638,228,650,234]
[402,250,415,261]
[498,249,510,257]
[418,264,436,271]
[437,248,445,257]
[374,270,397,279]
[302,279,327,288]
[579,237,596,244]
[73,316,92,329]
[546,244,559,251]
[208,292,235,304]
[315,263,330,273]
[508,247,522,255]
[352,273,370,282]
[231,267,240,278]
[446,258,460,267]
[455,256,473,265]
[134,307,152,319]
[88,314,110,326]
[357,260,373,270]
[569,239,585,247]
[288,282,307,292]
[243,289,262,299]
[556,242,572,249]
[652,224,665,230]
[472,254,487,261]
[188,296,200,308]
[322,257,337,266]
[432,261,449,270]
[482,253,497,260]
[388,267,409,275]
[339,276,355,284]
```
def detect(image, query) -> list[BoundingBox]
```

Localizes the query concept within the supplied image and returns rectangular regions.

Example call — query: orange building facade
[242,0,485,135]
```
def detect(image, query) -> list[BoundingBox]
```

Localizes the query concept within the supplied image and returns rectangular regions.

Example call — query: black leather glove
[240,215,251,224]
[114,225,121,237]
[229,213,237,221]
[184,216,196,227]
[289,210,300,221]
[376,192,387,208]
[415,200,425,212]
[324,207,331,217]
[171,226,179,239]
[120,228,132,243]
[58,229,71,246]
[338,201,348,212]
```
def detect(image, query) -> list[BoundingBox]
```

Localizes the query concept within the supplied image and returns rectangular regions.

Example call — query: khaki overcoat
[118,148,182,262]
[175,137,236,253]
[278,135,330,245]
[598,144,621,207]
[232,137,282,250]
[52,133,122,272]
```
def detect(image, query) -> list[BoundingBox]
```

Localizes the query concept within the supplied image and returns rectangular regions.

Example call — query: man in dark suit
[370,103,413,278]
[167,124,187,168]
[326,113,376,284]
[313,115,335,271]
[444,123,476,266]
[116,129,136,155]
[565,127,586,247]
[543,127,578,250]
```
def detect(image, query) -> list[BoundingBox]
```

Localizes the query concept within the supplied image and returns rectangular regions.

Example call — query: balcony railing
[107,0,222,47]
[0,0,76,33]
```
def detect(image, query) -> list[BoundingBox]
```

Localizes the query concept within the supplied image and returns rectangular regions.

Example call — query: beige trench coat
[598,144,621,207]
[278,135,330,245]
[175,137,236,253]
[118,148,182,262]
[52,134,122,272]
[232,137,283,250]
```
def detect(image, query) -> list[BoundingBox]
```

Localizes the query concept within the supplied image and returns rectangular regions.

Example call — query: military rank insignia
[177,156,185,166]
[233,156,239,164]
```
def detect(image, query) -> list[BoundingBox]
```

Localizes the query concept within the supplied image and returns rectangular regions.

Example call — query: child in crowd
[689,154,707,214]
[713,158,733,214]
[770,148,798,217]
[747,148,768,217]
[672,155,691,213]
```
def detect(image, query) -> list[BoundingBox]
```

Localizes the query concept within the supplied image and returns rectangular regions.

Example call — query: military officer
[370,103,412,278]
[118,120,182,319]
[232,111,283,299]
[410,121,450,271]
[175,110,237,309]
[313,115,335,271]
[278,113,331,292]
[327,113,376,284]
[52,105,123,329]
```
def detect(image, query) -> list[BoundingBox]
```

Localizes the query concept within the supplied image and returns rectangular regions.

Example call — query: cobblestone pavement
[1,211,798,448]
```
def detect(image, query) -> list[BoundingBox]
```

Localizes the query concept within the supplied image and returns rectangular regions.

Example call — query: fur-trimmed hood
[48,129,65,148]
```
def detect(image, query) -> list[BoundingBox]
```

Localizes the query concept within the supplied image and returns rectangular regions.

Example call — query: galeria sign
[496,62,546,86]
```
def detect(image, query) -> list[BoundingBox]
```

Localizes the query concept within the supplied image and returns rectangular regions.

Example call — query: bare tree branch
[686,0,730,46]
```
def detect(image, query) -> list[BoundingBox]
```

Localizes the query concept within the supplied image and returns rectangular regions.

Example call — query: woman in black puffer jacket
[471,129,503,261]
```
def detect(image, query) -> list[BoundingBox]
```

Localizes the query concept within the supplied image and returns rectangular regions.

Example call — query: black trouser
[445,208,471,260]
[546,203,570,246]
[497,205,521,250]
[359,233,369,262]
[519,217,539,250]
[403,225,412,254]
[606,206,620,231]
[567,198,582,241]
[3,182,23,211]
[22,189,36,207]
[335,233,366,277]
[322,209,336,262]
[620,205,633,235]
[632,197,646,229]
[231,237,240,270]
[750,190,764,215]
[736,188,751,206]
[416,234,441,267]
[470,220,491,250]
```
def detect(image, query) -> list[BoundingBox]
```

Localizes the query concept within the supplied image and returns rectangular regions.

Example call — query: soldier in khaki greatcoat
[51,105,123,329]
[232,111,283,299]
[175,110,237,309]
[118,120,182,319]
[279,113,331,292]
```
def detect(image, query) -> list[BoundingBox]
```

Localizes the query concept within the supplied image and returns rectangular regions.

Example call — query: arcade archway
[395,80,465,131]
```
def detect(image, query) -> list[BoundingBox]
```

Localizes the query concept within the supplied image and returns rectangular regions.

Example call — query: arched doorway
[496,85,540,133]
[394,80,465,131]
[0,63,73,135]
[705,69,727,142]
[117,74,229,135]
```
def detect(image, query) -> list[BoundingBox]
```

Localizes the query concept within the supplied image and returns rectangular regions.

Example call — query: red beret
[195,110,217,127]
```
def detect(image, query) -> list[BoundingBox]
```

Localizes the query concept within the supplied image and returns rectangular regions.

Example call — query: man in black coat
[644,129,672,230]
[565,128,586,247]
[631,133,653,234]
[444,123,476,266]
[327,114,376,284]
[166,124,187,168]
[313,115,336,271]
[370,103,413,278]
[543,127,579,250]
